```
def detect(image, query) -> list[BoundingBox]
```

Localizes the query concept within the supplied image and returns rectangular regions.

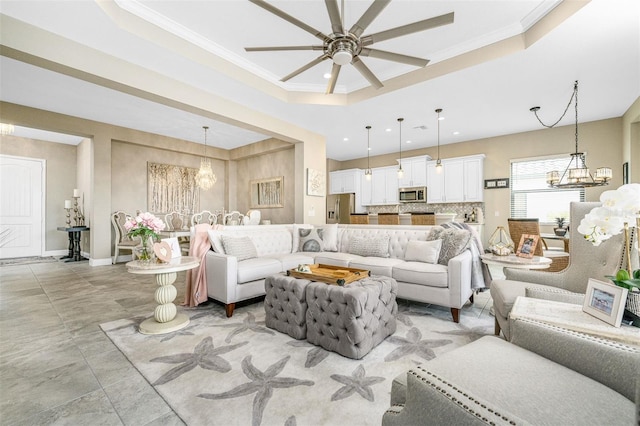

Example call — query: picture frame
[515,234,539,258]
[306,168,325,197]
[582,278,628,327]
[623,162,629,184]
[250,176,284,208]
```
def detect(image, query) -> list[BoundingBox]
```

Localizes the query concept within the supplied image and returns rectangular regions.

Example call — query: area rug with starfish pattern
[101,299,492,426]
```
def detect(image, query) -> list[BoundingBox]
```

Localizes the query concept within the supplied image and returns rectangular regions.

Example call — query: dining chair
[224,211,245,226]
[192,210,218,226]
[349,213,369,224]
[164,211,185,231]
[410,212,436,225]
[111,211,140,264]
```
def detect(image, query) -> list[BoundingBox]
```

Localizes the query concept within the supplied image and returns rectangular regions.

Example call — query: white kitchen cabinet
[371,166,399,205]
[426,155,484,203]
[361,174,373,206]
[398,155,429,188]
[329,169,361,194]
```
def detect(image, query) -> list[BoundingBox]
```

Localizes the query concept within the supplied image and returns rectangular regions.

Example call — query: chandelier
[364,125,372,181]
[195,126,216,190]
[530,80,611,188]
[397,118,404,178]
[435,108,443,174]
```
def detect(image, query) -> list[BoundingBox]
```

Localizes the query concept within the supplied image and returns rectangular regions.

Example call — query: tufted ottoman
[306,276,398,359]
[264,274,311,340]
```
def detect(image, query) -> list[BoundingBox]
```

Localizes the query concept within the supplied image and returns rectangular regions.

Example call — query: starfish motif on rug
[150,337,247,386]
[434,323,492,343]
[384,327,453,362]
[198,355,314,426]
[211,311,275,343]
[330,364,385,402]
[287,340,330,368]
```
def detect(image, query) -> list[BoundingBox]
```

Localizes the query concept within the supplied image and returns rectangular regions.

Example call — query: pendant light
[435,108,443,174]
[530,81,611,188]
[397,118,404,179]
[365,125,372,181]
[195,126,217,190]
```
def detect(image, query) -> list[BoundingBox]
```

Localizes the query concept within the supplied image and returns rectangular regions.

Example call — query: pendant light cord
[530,80,579,154]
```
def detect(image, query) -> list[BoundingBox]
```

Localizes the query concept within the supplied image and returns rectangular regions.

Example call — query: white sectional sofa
[204,224,478,322]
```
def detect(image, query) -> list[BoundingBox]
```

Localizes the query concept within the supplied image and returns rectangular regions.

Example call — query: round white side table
[480,253,551,269]
[126,256,199,335]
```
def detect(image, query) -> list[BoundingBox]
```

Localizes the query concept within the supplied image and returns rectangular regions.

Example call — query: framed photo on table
[582,278,628,327]
[516,234,539,258]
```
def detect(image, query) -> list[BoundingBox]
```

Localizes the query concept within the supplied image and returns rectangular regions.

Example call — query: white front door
[0,155,44,259]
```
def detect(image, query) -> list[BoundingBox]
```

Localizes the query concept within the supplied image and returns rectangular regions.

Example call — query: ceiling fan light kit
[530,81,611,188]
[246,0,454,94]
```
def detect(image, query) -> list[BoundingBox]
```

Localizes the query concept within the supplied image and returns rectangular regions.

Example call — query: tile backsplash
[366,202,485,223]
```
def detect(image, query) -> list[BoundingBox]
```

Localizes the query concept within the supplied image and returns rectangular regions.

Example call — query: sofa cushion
[314,251,363,267]
[263,253,316,271]
[348,235,390,257]
[236,258,282,283]
[318,223,338,252]
[392,262,449,288]
[221,235,257,261]
[348,257,404,278]
[428,227,472,265]
[490,279,532,321]
[295,224,339,252]
[208,229,225,253]
[404,239,442,264]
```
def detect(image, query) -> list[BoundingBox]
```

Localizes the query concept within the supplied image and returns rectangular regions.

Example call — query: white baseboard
[89,258,112,267]
[45,249,68,257]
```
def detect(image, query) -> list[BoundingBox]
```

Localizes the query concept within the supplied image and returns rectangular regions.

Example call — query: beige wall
[236,148,295,224]
[333,117,625,245]
[0,135,76,251]
[622,96,640,183]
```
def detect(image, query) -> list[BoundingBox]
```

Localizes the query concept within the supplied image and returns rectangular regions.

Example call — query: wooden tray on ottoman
[287,264,370,286]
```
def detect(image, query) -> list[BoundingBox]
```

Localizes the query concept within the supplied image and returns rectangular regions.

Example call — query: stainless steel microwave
[399,187,426,203]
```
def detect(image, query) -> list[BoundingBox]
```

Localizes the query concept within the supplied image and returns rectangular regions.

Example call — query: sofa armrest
[447,249,473,308]
[205,250,238,304]
[510,317,640,402]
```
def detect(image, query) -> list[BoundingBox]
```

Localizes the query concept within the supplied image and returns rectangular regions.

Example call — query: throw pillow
[428,227,472,265]
[292,224,313,253]
[207,230,225,254]
[525,287,585,305]
[404,239,442,264]
[220,235,257,261]
[348,235,390,257]
[317,223,338,252]
[298,227,323,252]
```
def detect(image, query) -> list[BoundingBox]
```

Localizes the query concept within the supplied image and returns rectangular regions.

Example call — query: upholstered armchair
[491,201,636,339]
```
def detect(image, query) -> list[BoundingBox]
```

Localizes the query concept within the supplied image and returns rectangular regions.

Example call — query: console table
[510,296,640,347]
[57,226,89,262]
[126,256,199,335]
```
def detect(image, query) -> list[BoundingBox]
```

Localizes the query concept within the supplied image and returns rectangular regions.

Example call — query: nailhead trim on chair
[406,365,521,425]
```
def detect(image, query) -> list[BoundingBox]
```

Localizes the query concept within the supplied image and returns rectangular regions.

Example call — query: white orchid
[578,183,640,246]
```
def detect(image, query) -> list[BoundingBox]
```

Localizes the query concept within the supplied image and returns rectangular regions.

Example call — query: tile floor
[0,260,498,425]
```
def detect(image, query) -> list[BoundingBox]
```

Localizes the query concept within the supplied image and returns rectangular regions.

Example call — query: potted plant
[554,217,567,236]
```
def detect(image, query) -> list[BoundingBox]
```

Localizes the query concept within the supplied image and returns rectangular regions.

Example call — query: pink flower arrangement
[124,212,166,243]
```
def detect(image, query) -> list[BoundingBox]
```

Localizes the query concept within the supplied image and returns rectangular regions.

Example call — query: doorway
[0,155,44,258]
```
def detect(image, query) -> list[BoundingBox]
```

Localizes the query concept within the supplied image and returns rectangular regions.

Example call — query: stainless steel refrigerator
[326,193,355,224]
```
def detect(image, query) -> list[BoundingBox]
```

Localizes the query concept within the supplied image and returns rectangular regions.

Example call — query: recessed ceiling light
[453,131,460,135]
[323,73,332,79]
[343,137,349,141]
[406,140,412,144]
[385,128,391,132]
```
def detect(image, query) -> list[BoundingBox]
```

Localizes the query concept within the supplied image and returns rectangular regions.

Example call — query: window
[510,156,584,224]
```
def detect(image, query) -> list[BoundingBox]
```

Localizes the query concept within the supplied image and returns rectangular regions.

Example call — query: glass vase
[488,226,515,256]
[134,243,155,265]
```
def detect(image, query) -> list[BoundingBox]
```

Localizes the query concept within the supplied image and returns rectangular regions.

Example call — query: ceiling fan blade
[325,0,343,35]
[249,0,330,43]
[349,0,391,38]
[351,57,383,89]
[280,54,329,82]
[245,45,324,52]
[359,48,429,67]
[361,12,454,45]
[326,63,341,94]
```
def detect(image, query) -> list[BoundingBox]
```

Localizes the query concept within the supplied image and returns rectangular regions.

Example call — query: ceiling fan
[245,0,454,94]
